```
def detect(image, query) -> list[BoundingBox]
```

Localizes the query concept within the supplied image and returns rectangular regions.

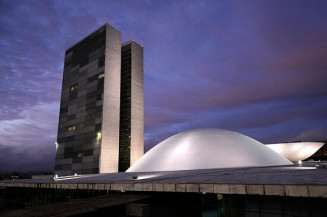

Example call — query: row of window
[87,72,105,83]
[57,136,101,146]
[64,148,94,159]
[65,30,106,68]
[55,165,99,174]
[59,92,103,118]
[65,122,102,133]
[57,135,75,143]
[58,113,102,134]
[119,64,131,172]
[60,92,103,112]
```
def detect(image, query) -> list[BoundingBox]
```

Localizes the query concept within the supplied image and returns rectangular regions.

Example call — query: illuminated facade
[266,142,324,162]
[54,24,144,176]
[307,141,327,161]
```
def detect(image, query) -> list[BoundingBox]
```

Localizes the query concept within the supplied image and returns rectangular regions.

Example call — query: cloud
[0,143,54,173]
[0,102,58,172]
[144,96,327,150]
[294,128,327,142]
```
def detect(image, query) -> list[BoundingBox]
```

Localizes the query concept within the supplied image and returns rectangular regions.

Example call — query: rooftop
[1,163,327,198]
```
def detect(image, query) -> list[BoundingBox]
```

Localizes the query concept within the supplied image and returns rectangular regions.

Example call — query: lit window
[67,125,76,131]
[98,73,104,79]
[70,84,78,91]
[77,153,83,158]
[96,132,102,142]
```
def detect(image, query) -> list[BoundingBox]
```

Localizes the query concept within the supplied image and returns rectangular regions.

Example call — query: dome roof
[266,142,324,162]
[127,129,292,172]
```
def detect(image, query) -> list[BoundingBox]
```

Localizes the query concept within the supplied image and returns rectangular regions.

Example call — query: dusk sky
[1,0,327,173]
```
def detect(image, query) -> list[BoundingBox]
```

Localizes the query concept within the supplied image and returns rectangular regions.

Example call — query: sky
[0,0,327,173]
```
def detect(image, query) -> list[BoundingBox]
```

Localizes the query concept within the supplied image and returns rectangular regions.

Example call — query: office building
[54,24,143,175]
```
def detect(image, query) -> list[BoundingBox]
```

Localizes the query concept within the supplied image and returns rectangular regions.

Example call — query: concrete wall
[99,24,122,173]
[130,41,144,166]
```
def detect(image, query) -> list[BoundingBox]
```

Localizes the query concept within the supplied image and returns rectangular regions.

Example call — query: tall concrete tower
[54,24,144,175]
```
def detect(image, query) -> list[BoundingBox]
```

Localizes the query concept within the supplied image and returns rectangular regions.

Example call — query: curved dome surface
[266,142,324,162]
[127,129,292,172]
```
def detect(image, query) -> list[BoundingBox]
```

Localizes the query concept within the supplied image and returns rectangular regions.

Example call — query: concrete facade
[99,25,122,173]
[54,24,144,175]
[129,42,144,167]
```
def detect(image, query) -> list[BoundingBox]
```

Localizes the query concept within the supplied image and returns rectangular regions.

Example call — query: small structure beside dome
[127,128,292,172]
[266,142,324,162]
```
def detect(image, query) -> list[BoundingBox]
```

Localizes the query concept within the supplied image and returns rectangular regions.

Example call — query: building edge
[130,41,144,166]
[99,25,122,173]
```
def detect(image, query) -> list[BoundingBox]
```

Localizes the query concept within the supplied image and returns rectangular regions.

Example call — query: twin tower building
[54,24,144,175]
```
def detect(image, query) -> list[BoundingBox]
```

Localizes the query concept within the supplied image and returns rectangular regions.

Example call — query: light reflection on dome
[127,129,292,172]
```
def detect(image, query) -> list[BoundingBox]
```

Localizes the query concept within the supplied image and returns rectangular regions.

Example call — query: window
[70,84,78,91]
[69,84,78,100]
[98,72,104,79]
[88,72,104,83]
[67,125,76,131]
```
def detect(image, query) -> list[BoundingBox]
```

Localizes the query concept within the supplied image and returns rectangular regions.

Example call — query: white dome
[127,129,292,172]
[266,142,324,162]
